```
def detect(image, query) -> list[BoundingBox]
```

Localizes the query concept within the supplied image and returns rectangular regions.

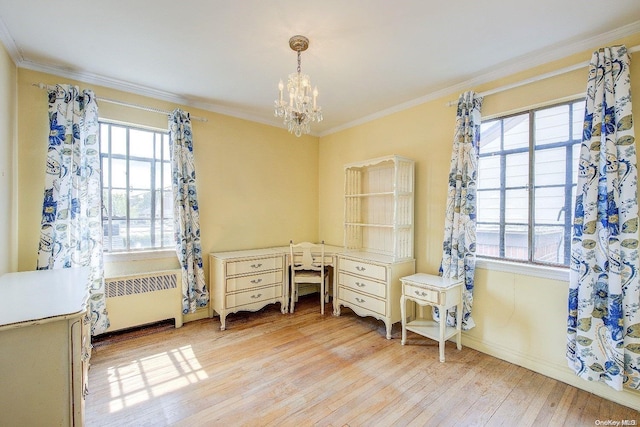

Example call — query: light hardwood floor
[86,295,639,426]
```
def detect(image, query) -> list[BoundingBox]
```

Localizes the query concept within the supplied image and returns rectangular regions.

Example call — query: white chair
[289,240,329,315]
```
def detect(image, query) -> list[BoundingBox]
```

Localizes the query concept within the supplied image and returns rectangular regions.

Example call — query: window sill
[104,249,176,263]
[475,258,569,282]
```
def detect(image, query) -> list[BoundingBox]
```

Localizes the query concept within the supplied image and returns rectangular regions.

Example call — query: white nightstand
[400,273,463,362]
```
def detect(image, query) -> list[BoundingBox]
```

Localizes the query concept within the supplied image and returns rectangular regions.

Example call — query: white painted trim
[461,334,640,411]
[475,258,569,282]
[104,249,176,263]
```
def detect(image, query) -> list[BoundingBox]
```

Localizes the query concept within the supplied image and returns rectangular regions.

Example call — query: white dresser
[210,248,287,330]
[335,155,416,338]
[0,267,91,427]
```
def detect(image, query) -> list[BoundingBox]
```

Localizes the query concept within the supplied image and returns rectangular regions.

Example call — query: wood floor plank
[85,295,640,426]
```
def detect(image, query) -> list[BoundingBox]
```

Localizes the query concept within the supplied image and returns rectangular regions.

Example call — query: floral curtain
[36,84,109,335]
[436,91,483,331]
[169,109,209,313]
[567,45,640,391]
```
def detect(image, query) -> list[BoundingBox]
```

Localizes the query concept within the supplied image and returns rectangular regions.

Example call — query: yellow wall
[318,34,640,409]
[0,41,16,275]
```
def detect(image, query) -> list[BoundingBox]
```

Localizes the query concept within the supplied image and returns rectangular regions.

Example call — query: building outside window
[100,121,174,252]
[476,100,585,267]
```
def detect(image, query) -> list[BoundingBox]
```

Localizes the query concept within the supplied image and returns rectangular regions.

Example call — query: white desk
[209,245,343,330]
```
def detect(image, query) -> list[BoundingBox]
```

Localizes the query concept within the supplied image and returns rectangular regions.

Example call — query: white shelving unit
[335,155,416,338]
[343,155,414,260]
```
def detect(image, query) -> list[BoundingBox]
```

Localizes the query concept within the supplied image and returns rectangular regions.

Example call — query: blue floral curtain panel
[438,91,483,330]
[567,45,640,391]
[36,84,109,335]
[169,109,209,313]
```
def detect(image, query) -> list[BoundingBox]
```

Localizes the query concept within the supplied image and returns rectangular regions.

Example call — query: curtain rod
[32,83,208,122]
[446,44,640,107]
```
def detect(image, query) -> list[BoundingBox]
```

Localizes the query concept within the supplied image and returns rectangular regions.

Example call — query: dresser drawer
[226,256,282,276]
[225,285,282,309]
[340,287,386,316]
[404,283,440,305]
[226,270,283,293]
[339,258,386,281]
[339,272,386,298]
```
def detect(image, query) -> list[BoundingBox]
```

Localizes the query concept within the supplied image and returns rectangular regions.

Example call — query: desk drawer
[340,287,386,316]
[339,272,386,298]
[339,258,386,281]
[404,283,440,305]
[227,256,282,276]
[226,285,282,309]
[226,270,283,293]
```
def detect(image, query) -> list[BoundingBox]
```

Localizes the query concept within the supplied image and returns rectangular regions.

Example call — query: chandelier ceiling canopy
[274,35,323,137]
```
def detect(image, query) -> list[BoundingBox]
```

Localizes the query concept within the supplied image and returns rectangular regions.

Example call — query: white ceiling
[1,1,639,136]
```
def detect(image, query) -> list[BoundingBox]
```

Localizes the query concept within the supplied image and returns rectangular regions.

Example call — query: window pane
[533,225,565,264]
[111,189,127,218]
[503,115,528,150]
[480,121,501,153]
[535,105,569,146]
[111,126,127,155]
[504,224,528,261]
[476,224,500,258]
[100,124,109,153]
[477,190,500,223]
[163,162,172,189]
[535,147,566,186]
[534,186,565,224]
[101,157,109,186]
[129,129,154,159]
[163,190,173,216]
[109,219,128,251]
[505,153,528,188]
[505,188,528,223]
[130,189,151,218]
[130,219,152,249]
[112,158,127,188]
[573,101,585,140]
[130,160,151,189]
[163,219,174,247]
[478,156,500,189]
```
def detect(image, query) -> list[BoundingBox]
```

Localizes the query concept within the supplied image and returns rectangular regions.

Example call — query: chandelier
[274,35,323,137]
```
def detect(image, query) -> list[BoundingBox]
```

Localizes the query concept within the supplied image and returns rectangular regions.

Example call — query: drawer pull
[251,293,262,299]
[355,297,365,303]
[250,278,263,284]
[251,263,263,269]
[414,290,430,298]
[355,282,366,288]
[356,266,366,272]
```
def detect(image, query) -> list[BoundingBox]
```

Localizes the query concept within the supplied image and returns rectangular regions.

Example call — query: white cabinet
[335,155,416,338]
[0,268,91,427]
[210,249,287,330]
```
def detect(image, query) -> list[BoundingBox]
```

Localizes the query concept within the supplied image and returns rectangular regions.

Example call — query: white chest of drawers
[210,248,287,330]
[335,252,415,339]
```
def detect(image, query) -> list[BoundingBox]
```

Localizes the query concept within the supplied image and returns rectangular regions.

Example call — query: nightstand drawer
[404,283,440,305]
[226,256,282,276]
[226,270,283,293]
[339,272,386,298]
[339,258,386,281]
[340,287,386,316]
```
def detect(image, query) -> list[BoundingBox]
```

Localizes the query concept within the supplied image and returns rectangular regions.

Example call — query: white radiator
[104,269,183,332]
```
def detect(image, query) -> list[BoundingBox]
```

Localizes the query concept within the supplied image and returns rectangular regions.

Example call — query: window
[100,121,174,252]
[476,100,584,267]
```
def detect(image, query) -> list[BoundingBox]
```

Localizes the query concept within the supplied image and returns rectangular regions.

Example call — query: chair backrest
[289,241,325,272]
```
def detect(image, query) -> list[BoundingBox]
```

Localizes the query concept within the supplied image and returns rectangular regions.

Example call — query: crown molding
[0,14,22,64]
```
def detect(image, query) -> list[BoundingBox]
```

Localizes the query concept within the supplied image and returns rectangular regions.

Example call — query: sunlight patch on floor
[107,345,208,413]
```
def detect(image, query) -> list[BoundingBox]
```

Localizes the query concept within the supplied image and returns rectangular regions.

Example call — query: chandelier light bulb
[274,35,323,137]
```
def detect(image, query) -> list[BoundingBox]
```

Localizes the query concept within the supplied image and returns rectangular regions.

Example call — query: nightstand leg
[400,295,407,345]
[456,301,463,351]
[439,309,446,362]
